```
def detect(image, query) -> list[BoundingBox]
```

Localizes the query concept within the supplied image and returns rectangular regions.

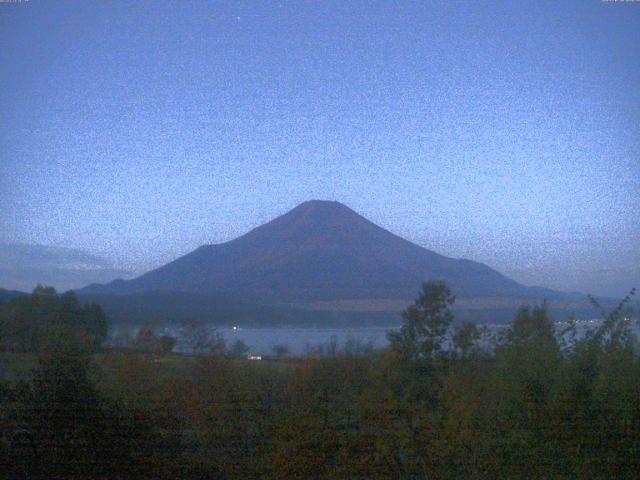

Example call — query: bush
[160,335,177,354]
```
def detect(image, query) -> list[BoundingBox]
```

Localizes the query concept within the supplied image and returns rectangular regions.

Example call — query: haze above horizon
[1,1,638,297]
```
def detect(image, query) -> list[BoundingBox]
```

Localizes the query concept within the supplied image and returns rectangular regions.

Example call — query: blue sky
[1,0,638,296]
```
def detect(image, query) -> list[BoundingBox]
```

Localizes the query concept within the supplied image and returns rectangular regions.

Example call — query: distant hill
[77,290,403,327]
[82,200,567,302]
[77,290,617,327]
[0,288,26,302]
[0,286,617,327]
[0,243,131,293]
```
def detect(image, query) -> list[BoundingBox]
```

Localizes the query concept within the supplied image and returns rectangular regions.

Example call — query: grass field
[0,349,299,386]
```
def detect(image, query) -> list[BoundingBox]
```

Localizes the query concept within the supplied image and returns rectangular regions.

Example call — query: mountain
[0,288,27,302]
[82,200,567,305]
[0,243,131,293]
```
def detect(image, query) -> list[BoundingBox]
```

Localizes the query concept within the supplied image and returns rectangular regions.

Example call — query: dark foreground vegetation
[0,284,638,479]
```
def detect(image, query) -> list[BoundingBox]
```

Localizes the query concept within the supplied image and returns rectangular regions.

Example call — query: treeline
[0,285,107,352]
[0,283,638,478]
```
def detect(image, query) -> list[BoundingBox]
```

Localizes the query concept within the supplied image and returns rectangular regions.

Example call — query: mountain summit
[82,200,558,305]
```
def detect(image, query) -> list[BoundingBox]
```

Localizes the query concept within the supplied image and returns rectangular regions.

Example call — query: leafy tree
[32,284,57,297]
[0,286,108,352]
[343,337,374,356]
[387,281,455,365]
[28,330,102,475]
[4,327,159,479]
[271,343,290,357]
[180,319,225,355]
[451,321,481,359]
[504,303,557,350]
[134,324,161,352]
[229,339,250,358]
[588,288,637,351]
[2,280,639,478]
[160,335,177,354]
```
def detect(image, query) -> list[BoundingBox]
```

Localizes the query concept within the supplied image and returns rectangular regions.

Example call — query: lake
[110,318,638,356]
[168,325,399,356]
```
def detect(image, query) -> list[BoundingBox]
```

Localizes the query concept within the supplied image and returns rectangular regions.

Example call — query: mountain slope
[81,200,562,303]
[0,288,27,302]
